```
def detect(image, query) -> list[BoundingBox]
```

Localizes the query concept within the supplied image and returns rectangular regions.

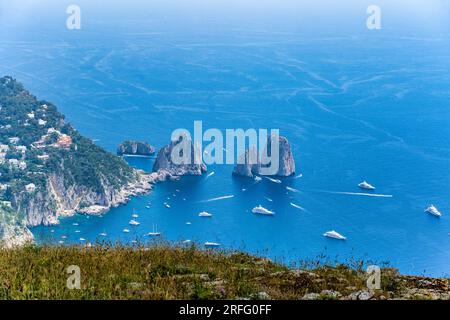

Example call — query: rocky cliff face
[153,135,207,180]
[232,148,260,178]
[233,136,296,178]
[117,141,155,156]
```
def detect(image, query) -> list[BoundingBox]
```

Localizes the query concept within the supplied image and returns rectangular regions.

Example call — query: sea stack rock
[152,134,207,178]
[232,148,260,178]
[232,136,295,177]
[117,141,155,156]
[263,136,295,177]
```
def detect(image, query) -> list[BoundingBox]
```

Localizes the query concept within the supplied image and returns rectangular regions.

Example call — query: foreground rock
[152,134,207,180]
[117,140,155,157]
[233,136,296,178]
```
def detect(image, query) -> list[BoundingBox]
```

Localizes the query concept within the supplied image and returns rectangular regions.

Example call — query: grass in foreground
[0,244,448,300]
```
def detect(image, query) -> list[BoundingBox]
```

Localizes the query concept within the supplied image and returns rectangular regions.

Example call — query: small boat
[265,197,273,202]
[198,211,212,217]
[145,206,151,209]
[148,225,161,237]
[61,235,67,239]
[58,240,64,244]
[183,239,192,244]
[358,181,375,190]
[323,230,346,240]
[73,223,79,226]
[50,229,55,233]
[129,219,140,226]
[75,230,81,233]
[204,241,220,247]
[254,176,262,182]
[425,205,442,217]
[252,205,275,216]
[79,238,86,242]
[99,232,107,237]
[186,222,192,225]
[164,203,171,208]
[123,228,130,233]
[132,214,139,218]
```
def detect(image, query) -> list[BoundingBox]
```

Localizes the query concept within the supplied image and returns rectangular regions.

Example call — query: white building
[25,183,36,193]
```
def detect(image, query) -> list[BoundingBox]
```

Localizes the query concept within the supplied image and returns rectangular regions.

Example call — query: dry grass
[0,244,447,300]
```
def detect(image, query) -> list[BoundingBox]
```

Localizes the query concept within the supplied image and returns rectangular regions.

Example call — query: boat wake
[198,195,235,203]
[309,189,393,198]
[205,171,215,180]
[290,202,308,212]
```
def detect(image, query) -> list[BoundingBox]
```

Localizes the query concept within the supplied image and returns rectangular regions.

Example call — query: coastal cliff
[0,76,155,246]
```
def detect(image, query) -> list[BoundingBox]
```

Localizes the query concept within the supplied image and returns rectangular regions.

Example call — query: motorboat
[252,205,275,216]
[204,241,220,247]
[425,205,442,217]
[123,228,130,233]
[129,219,140,226]
[323,230,346,240]
[358,181,375,190]
[198,211,212,217]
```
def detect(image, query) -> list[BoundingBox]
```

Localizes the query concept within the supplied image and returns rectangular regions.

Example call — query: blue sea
[1,0,450,276]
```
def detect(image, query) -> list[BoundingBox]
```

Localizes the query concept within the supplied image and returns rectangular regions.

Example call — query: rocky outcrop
[232,148,260,178]
[233,136,296,178]
[152,135,207,179]
[263,136,295,176]
[117,141,155,156]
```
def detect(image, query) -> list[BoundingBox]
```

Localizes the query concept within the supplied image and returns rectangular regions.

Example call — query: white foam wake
[290,202,308,212]
[205,171,215,180]
[198,195,235,203]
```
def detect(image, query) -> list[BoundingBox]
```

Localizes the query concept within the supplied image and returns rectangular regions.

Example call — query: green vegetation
[0,244,448,300]
[0,76,137,230]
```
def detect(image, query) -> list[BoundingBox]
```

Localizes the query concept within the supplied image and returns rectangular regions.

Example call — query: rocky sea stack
[233,136,296,178]
[152,134,207,180]
[117,140,155,157]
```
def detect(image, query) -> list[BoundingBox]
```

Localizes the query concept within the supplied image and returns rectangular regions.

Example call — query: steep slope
[0,76,154,245]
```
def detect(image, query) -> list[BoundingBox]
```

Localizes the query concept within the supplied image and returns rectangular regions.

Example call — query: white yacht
[99,232,107,237]
[129,219,140,226]
[198,211,212,217]
[252,205,275,216]
[425,205,442,217]
[148,225,161,237]
[132,214,139,218]
[204,241,220,247]
[323,230,347,240]
[183,239,192,244]
[75,230,81,233]
[164,203,171,209]
[145,205,151,209]
[358,181,375,190]
[79,238,86,242]
[123,228,130,233]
